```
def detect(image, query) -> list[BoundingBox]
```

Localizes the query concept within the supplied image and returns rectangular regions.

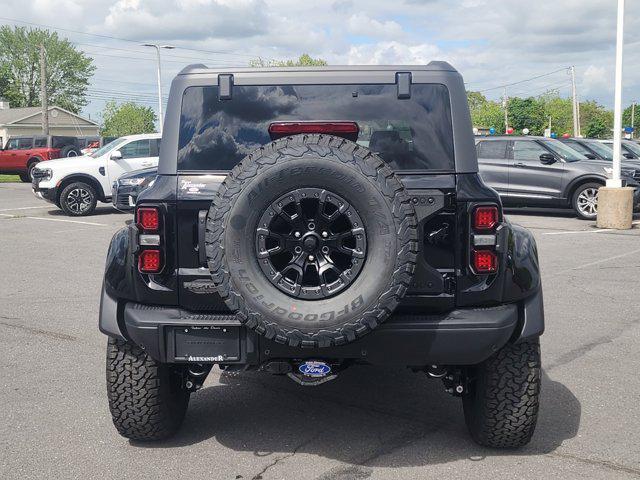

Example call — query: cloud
[6,0,640,119]
[347,13,405,40]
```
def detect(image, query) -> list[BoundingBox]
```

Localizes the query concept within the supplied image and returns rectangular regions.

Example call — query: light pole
[609,0,625,189]
[142,43,175,135]
[597,0,634,229]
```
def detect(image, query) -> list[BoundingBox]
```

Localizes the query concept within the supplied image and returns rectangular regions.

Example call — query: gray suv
[476,136,640,219]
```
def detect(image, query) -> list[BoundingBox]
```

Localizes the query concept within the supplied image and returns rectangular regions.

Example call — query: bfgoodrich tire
[206,134,418,348]
[59,181,98,216]
[106,337,190,441]
[463,340,541,448]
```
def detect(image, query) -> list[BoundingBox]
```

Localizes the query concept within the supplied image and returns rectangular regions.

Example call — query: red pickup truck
[0,135,82,182]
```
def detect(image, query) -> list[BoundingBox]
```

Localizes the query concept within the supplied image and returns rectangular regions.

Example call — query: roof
[178,61,458,76]
[0,106,98,127]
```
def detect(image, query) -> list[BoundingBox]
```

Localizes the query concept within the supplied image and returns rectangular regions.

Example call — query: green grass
[0,175,21,183]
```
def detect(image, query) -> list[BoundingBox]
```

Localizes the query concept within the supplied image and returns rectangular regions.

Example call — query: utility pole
[631,101,636,139]
[141,44,175,135]
[502,87,508,133]
[569,66,580,137]
[39,44,49,135]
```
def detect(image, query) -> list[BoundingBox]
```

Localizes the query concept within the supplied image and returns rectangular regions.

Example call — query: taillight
[136,206,163,274]
[472,250,498,273]
[470,204,500,274]
[268,122,359,141]
[138,249,162,273]
[137,207,160,232]
[473,206,498,230]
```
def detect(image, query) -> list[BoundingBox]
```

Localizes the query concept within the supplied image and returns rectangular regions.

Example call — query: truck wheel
[26,160,40,181]
[19,173,31,183]
[59,181,97,216]
[106,337,190,441]
[463,340,541,448]
[572,182,601,220]
[206,134,418,348]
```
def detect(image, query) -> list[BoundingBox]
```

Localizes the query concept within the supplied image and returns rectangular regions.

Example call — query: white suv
[32,133,161,216]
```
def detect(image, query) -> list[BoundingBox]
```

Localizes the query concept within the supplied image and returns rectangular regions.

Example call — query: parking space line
[543,229,610,235]
[0,213,106,226]
[550,248,640,276]
[24,216,107,226]
[0,205,50,212]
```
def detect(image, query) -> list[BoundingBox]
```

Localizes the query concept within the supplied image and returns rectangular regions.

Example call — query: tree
[580,100,612,139]
[467,91,505,132]
[0,26,94,113]
[101,101,156,137]
[622,103,640,132]
[584,117,609,139]
[539,93,573,136]
[508,97,546,135]
[249,53,328,67]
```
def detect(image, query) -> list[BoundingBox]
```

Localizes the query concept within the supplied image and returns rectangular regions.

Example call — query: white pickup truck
[31,133,161,216]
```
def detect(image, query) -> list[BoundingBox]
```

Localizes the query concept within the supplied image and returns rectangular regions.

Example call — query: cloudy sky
[1,0,639,123]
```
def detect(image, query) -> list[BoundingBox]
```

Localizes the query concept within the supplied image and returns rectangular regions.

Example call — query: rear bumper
[99,286,544,367]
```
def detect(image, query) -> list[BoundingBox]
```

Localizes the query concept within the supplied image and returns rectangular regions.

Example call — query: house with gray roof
[0,100,99,147]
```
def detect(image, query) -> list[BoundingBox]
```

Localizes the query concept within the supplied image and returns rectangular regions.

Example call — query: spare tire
[206,134,418,348]
[60,145,80,157]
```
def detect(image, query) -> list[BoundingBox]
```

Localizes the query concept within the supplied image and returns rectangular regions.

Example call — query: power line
[0,15,274,61]
[477,67,570,93]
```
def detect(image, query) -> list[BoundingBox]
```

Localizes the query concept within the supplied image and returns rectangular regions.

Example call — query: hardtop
[158,62,478,175]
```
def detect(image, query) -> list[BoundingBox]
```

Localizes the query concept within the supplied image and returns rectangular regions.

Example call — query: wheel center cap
[302,234,319,252]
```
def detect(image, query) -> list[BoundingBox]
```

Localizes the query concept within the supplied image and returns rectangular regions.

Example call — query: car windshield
[91,138,126,158]
[583,140,613,160]
[623,141,640,156]
[543,140,584,162]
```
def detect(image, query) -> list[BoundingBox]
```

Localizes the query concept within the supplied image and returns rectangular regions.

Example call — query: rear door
[476,139,510,194]
[15,138,34,170]
[508,140,565,200]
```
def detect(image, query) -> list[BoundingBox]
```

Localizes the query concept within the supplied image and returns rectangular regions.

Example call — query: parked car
[476,135,640,219]
[80,136,118,155]
[111,166,157,211]
[0,135,83,182]
[32,133,161,216]
[599,139,640,161]
[101,63,546,448]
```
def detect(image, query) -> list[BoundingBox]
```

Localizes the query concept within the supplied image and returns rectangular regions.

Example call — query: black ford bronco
[100,63,544,448]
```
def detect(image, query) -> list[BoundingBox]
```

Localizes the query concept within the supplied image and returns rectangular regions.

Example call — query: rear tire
[59,181,97,216]
[106,337,190,441]
[572,182,601,220]
[19,173,30,183]
[463,340,541,448]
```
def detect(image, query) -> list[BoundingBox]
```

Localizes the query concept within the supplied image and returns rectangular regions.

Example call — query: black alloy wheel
[256,188,367,300]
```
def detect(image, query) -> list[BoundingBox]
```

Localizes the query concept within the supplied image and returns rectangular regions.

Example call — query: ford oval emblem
[298,361,331,377]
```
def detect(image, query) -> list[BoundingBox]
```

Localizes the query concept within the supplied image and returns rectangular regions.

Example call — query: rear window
[51,136,77,148]
[178,84,454,172]
[477,140,509,159]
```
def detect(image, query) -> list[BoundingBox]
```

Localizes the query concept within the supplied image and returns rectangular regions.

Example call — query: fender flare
[564,174,606,203]
[58,173,108,201]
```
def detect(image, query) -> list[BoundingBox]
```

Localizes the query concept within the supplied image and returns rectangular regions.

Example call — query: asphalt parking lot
[1,182,640,480]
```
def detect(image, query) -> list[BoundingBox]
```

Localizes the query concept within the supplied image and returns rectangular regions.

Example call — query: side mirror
[584,153,597,160]
[539,153,557,165]
[110,150,122,160]
[623,152,635,159]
